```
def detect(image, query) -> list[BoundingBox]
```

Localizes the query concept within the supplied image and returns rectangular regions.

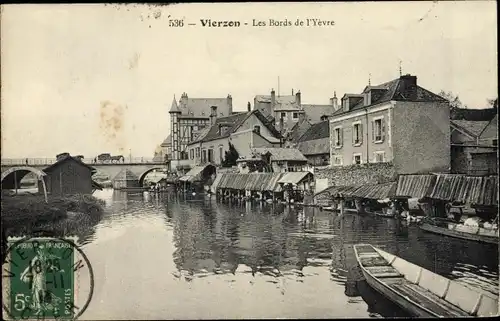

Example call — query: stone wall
[315,162,396,186]
[313,162,396,205]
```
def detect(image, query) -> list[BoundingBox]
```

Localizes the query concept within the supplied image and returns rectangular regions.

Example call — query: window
[202,150,207,163]
[196,147,200,157]
[334,127,343,147]
[353,154,362,165]
[292,112,299,119]
[373,118,384,142]
[374,151,385,163]
[493,139,498,146]
[333,155,343,166]
[353,123,363,145]
[280,112,286,119]
[219,147,224,162]
[190,149,194,160]
[253,125,260,134]
[208,149,214,163]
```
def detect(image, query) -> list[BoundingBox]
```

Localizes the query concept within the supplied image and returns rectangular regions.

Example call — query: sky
[1,2,497,158]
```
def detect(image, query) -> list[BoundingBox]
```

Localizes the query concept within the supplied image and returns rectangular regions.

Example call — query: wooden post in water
[339,197,345,216]
[14,171,18,195]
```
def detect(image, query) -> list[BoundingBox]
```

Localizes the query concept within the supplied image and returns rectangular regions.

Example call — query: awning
[91,180,104,191]
[179,165,212,182]
[316,185,361,198]
[348,182,397,200]
[278,171,313,185]
[215,173,284,192]
[395,174,436,199]
[428,174,498,206]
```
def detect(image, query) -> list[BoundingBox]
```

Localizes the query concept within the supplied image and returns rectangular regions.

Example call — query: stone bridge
[1,158,170,187]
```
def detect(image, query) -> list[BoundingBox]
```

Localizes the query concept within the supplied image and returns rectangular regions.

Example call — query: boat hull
[420,222,498,245]
[360,269,435,318]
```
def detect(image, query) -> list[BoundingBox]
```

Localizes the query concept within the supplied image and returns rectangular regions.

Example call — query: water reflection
[79,189,498,319]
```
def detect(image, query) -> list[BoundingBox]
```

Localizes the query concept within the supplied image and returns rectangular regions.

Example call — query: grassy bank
[1,194,105,230]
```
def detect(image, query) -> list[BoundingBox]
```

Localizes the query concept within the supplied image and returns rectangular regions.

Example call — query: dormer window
[253,125,260,134]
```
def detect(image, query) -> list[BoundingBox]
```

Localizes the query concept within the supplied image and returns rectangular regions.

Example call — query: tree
[221,143,239,167]
[487,98,498,109]
[438,90,468,109]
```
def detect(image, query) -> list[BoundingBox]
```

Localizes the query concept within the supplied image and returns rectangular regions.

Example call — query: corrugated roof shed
[429,174,498,206]
[278,171,313,184]
[348,182,397,200]
[395,175,437,199]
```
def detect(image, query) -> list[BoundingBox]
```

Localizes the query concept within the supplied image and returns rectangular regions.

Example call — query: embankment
[1,194,105,233]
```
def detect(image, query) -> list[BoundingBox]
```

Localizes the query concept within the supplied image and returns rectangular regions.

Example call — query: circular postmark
[2,232,94,320]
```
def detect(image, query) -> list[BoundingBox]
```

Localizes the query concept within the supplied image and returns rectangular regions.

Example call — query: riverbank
[1,194,105,230]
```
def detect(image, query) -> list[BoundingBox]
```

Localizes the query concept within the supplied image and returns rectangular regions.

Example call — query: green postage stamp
[2,236,83,320]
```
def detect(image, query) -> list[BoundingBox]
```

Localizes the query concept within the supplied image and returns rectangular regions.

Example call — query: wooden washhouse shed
[39,155,96,196]
[112,169,140,190]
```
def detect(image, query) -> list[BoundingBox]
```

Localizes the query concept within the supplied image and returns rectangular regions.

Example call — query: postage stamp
[2,235,94,320]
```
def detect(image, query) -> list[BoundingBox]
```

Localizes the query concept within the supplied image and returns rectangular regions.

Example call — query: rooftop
[335,75,447,116]
[189,109,281,144]
[169,93,232,118]
[297,120,330,142]
[251,147,308,162]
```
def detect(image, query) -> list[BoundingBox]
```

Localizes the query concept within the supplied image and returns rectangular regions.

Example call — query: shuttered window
[353,123,363,145]
[334,127,343,147]
[373,118,384,143]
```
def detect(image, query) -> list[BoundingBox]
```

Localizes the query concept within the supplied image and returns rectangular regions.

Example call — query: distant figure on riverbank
[25,158,28,165]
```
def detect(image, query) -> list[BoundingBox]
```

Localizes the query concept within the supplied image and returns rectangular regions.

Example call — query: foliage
[221,143,239,167]
[487,98,498,109]
[246,159,272,173]
[438,90,468,109]
[1,194,105,229]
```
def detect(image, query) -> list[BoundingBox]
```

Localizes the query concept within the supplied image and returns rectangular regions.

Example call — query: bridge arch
[1,166,48,203]
[138,167,167,187]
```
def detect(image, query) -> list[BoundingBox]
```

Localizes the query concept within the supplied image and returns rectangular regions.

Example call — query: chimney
[227,94,233,115]
[363,92,371,106]
[342,96,349,113]
[331,91,338,110]
[247,101,251,112]
[210,106,218,126]
[399,74,418,100]
[271,89,276,108]
[298,112,305,123]
[180,92,188,108]
[295,90,301,106]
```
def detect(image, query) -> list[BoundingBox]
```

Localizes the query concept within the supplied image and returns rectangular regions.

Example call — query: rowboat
[419,217,498,245]
[353,244,498,317]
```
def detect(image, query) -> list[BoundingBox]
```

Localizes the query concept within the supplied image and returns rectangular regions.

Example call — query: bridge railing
[1,157,163,166]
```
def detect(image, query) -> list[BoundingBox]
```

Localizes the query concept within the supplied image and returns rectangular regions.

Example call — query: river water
[73,189,498,319]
